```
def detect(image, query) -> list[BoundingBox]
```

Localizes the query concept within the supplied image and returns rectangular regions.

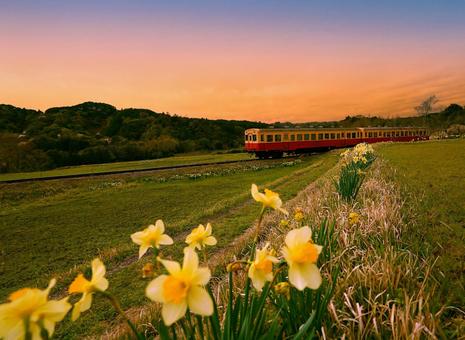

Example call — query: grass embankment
[0,152,338,338]
[247,139,464,338]
[378,140,465,316]
[0,152,252,182]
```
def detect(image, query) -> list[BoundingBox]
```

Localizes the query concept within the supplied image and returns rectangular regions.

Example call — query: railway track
[0,156,300,184]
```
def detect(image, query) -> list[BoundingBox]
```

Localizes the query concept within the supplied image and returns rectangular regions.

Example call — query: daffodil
[69,258,109,321]
[251,184,288,215]
[0,279,71,339]
[185,223,217,250]
[146,248,213,326]
[348,212,360,226]
[248,243,279,291]
[279,219,289,228]
[282,226,323,290]
[294,211,304,222]
[131,220,174,259]
[274,281,291,299]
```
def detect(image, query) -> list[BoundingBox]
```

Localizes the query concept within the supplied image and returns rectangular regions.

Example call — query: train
[244,127,429,158]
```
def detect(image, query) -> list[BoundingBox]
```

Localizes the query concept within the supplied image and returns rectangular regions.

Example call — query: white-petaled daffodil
[248,243,279,291]
[185,223,217,250]
[145,248,213,326]
[282,226,322,290]
[68,258,109,321]
[251,184,288,215]
[131,220,174,259]
[0,279,71,339]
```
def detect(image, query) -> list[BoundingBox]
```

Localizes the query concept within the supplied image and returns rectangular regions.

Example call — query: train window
[253,135,257,141]
[330,133,335,139]
[297,134,303,141]
[318,133,323,140]
[304,133,310,140]
[336,133,340,139]
[311,133,316,140]
[260,135,264,142]
[290,134,295,141]
[374,132,378,138]
[284,133,289,141]
[341,132,345,138]
[275,134,282,142]
[368,132,373,138]
[351,132,356,138]
[325,133,329,139]
[266,135,273,142]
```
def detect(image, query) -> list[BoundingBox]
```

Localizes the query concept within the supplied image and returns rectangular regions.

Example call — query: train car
[244,127,429,158]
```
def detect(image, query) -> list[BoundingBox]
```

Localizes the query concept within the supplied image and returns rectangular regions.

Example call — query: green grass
[377,139,465,308]
[0,152,252,181]
[0,152,338,338]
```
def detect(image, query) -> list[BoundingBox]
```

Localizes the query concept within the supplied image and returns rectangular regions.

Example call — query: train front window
[266,135,273,142]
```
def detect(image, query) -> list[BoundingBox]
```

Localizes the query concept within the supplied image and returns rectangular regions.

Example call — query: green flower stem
[100,291,140,338]
[23,318,32,340]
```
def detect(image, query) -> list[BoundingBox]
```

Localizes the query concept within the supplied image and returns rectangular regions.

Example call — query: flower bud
[142,263,154,278]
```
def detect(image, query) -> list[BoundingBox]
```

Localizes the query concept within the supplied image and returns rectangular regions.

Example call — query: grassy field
[0,152,252,182]
[378,140,465,319]
[0,152,338,338]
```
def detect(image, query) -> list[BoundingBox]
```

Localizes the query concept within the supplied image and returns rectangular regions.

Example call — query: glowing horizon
[1,1,465,123]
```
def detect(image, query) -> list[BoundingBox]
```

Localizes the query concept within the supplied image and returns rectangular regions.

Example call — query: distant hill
[1,101,464,173]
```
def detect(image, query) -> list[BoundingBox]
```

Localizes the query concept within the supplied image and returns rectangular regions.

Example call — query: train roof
[245,127,426,132]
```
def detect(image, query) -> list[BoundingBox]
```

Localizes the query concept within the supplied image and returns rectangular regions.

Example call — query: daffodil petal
[162,302,187,326]
[158,258,181,275]
[80,293,93,312]
[91,259,106,280]
[192,267,211,286]
[303,263,322,290]
[182,248,199,276]
[71,301,82,321]
[93,276,109,292]
[204,236,217,246]
[279,208,289,215]
[0,317,23,340]
[155,219,165,234]
[130,231,144,245]
[288,264,307,291]
[251,184,266,203]
[34,298,71,322]
[145,275,167,303]
[187,286,213,316]
[158,234,174,245]
[138,245,150,259]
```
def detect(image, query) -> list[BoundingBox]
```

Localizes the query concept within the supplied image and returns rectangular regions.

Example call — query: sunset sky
[1,1,465,122]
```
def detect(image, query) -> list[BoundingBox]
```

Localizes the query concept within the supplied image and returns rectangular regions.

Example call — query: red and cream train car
[244,127,428,158]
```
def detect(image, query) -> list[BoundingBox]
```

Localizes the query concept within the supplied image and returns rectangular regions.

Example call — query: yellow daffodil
[248,243,279,291]
[146,248,213,326]
[251,184,288,215]
[0,279,71,339]
[142,263,155,278]
[282,226,323,291]
[279,219,289,228]
[348,212,360,226]
[131,220,174,259]
[69,258,109,321]
[294,211,304,222]
[185,223,217,250]
[274,281,291,299]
